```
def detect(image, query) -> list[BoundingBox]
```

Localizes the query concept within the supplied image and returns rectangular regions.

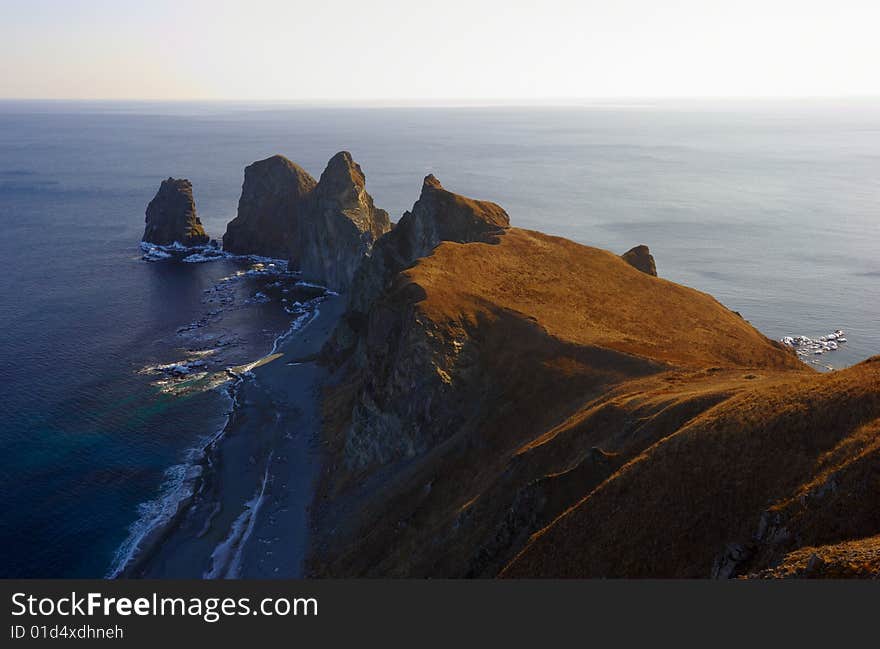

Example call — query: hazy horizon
[2,0,878,102]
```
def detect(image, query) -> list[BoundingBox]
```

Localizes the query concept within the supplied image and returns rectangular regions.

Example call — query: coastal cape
[305,174,880,579]
[139,157,880,579]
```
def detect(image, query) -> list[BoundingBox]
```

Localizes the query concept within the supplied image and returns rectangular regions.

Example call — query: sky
[1,0,879,101]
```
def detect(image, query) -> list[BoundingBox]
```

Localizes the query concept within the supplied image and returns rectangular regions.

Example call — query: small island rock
[143,178,209,246]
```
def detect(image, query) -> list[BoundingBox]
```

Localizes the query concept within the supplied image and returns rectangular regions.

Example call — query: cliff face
[143,178,209,246]
[326,175,510,358]
[221,152,390,291]
[222,155,317,259]
[304,175,880,579]
[297,152,391,291]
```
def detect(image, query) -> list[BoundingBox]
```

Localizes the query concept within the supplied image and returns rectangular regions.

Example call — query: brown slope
[309,210,808,576]
[502,356,880,578]
[749,534,880,578]
[408,228,799,370]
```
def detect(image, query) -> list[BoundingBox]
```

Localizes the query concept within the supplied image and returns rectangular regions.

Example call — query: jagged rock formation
[326,175,509,358]
[621,244,657,276]
[392,174,509,257]
[143,178,209,246]
[306,175,878,579]
[297,152,391,291]
[222,155,317,259]
[221,152,389,291]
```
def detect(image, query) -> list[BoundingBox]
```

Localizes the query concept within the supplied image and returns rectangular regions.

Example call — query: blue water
[1,100,878,577]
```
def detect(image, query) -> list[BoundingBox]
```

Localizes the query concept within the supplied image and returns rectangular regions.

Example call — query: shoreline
[112,290,344,578]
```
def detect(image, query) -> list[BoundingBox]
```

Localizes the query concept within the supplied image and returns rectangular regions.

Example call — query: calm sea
[1,100,878,577]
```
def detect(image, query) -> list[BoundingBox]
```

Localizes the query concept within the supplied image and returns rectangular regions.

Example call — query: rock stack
[222,155,317,260]
[142,178,209,246]
[221,152,390,291]
[297,152,391,291]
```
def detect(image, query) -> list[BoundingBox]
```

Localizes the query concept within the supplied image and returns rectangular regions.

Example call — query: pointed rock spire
[297,151,391,291]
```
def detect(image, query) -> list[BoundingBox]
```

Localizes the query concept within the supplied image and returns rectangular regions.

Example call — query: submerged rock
[222,155,317,259]
[621,244,657,276]
[143,178,209,247]
[297,151,391,291]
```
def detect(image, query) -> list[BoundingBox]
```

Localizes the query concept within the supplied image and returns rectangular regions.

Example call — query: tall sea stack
[142,178,209,246]
[221,152,390,292]
[297,152,391,291]
[222,155,317,259]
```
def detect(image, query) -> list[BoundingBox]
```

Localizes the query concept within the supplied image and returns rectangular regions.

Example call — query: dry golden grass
[750,534,880,578]
[407,228,803,370]
[503,357,880,577]
[313,226,879,578]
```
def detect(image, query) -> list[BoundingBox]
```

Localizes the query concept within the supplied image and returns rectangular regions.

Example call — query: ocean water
[0,99,878,577]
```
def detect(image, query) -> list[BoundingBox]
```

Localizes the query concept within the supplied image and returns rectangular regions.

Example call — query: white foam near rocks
[181,250,227,263]
[781,329,847,363]
[141,245,173,261]
[139,241,293,271]
[140,240,205,262]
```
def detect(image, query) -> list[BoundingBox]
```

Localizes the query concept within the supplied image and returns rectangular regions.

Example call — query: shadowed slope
[503,356,880,578]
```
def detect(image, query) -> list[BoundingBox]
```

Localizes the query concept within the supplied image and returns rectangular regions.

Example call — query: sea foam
[105,289,330,578]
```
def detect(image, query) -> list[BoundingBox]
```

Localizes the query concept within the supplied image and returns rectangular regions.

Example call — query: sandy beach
[121,293,346,578]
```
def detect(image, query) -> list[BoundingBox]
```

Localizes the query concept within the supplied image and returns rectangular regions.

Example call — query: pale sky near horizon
[1,0,879,101]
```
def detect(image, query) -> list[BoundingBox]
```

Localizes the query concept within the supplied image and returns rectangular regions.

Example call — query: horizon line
[2,94,880,106]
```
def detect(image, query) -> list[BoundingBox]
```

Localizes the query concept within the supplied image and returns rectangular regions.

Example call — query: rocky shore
[135,153,880,579]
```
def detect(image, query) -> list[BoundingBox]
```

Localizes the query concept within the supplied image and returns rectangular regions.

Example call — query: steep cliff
[303,175,880,579]
[326,174,509,359]
[221,152,389,291]
[297,152,391,291]
[143,178,209,246]
[222,155,317,259]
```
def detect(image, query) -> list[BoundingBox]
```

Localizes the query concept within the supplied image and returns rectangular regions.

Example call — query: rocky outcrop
[621,244,657,276]
[222,155,317,259]
[392,174,510,258]
[143,178,209,246]
[297,152,391,291]
[336,175,510,342]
